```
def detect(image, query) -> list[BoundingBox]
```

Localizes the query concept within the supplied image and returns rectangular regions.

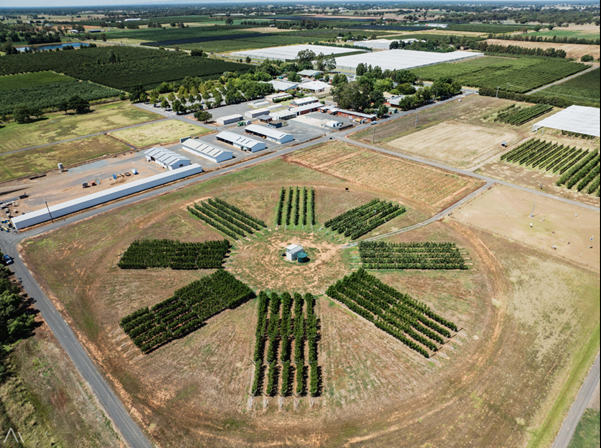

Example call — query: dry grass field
[110,119,212,148]
[286,141,484,210]
[486,39,601,60]
[19,158,600,448]
[388,121,522,168]
[0,135,130,182]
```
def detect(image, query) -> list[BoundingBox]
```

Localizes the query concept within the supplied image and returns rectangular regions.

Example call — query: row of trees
[276,186,316,227]
[189,199,266,240]
[495,104,553,126]
[325,199,406,240]
[117,239,230,270]
[359,241,468,270]
[121,270,254,354]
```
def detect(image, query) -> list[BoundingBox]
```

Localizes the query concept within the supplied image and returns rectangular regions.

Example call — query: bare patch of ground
[388,121,521,169]
[450,184,600,271]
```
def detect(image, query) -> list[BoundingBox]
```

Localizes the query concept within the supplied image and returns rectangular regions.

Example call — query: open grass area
[0,71,75,90]
[110,119,211,148]
[533,28,601,40]
[567,409,601,448]
[0,135,130,182]
[0,102,162,154]
[538,68,600,107]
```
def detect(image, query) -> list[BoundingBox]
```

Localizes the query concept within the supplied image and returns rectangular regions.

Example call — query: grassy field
[0,71,75,90]
[533,29,601,40]
[568,409,600,448]
[538,68,600,107]
[0,102,162,154]
[0,135,130,182]
[110,119,211,147]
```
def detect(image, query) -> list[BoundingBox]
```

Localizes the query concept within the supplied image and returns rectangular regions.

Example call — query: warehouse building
[230,44,362,62]
[271,110,297,121]
[266,92,293,102]
[11,164,203,230]
[290,102,323,116]
[245,107,271,120]
[300,80,330,93]
[268,80,298,91]
[334,109,377,122]
[216,131,266,152]
[216,114,243,125]
[144,148,191,170]
[182,139,233,163]
[291,96,319,107]
[298,69,322,78]
[245,125,294,144]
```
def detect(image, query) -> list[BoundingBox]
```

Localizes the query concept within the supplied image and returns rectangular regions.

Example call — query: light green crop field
[532,29,600,40]
[0,102,162,154]
[0,71,75,91]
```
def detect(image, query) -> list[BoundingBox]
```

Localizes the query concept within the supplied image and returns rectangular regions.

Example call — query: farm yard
[286,141,484,210]
[110,119,212,148]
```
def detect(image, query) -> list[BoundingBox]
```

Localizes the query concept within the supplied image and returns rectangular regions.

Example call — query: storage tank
[297,252,309,263]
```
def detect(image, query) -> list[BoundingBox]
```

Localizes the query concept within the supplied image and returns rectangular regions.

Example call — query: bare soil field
[110,119,212,148]
[486,39,601,60]
[21,165,600,448]
[286,141,484,211]
[388,121,522,169]
[451,184,600,271]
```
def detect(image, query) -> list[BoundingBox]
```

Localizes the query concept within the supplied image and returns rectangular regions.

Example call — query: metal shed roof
[144,147,190,166]
[301,80,330,91]
[298,69,322,77]
[183,139,232,159]
[531,105,600,137]
[245,124,293,141]
[216,131,265,149]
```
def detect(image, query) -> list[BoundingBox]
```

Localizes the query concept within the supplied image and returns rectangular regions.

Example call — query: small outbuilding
[144,147,191,170]
[286,244,304,262]
[290,96,319,107]
[216,114,243,126]
[244,108,271,120]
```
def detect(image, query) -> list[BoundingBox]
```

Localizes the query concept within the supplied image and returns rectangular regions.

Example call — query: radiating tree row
[359,241,468,270]
[188,197,267,239]
[120,270,254,354]
[275,186,316,227]
[251,291,320,397]
[324,199,406,240]
[118,239,230,270]
[326,269,457,358]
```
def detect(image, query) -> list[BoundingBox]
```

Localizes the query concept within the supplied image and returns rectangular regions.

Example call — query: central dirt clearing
[286,141,484,210]
[20,159,600,447]
[0,102,163,154]
[110,119,212,148]
[486,39,601,60]
[388,121,522,169]
[451,184,600,271]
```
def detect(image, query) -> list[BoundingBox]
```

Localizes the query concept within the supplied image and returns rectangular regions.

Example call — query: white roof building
[286,244,304,261]
[334,49,484,75]
[245,125,294,144]
[291,96,319,107]
[216,131,266,152]
[532,105,600,137]
[215,114,243,125]
[144,148,191,170]
[268,80,298,91]
[182,139,233,163]
[354,39,421,50]
[300,80,330,92]
[298,69,322,77]
[290,102,323,115]
[245,107,271,119]
[230,44,363,62]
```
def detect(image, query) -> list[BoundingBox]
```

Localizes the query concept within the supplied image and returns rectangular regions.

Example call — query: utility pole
[45,200,54,223]
[372,125,375,144]
[496,86,500,98]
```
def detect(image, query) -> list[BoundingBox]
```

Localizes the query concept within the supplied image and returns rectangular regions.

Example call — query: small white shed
[286,244,304,261]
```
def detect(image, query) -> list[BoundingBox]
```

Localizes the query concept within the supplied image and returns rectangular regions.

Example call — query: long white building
[245,125,293,144]
[144,148,191,170]
[216,131,266,152]
[182,139,233,163]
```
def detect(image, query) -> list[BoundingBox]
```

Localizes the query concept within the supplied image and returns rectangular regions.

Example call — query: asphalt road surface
[2,92,599,447]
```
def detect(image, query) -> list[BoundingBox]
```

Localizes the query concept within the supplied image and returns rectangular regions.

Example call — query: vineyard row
[496,104,553,126]
[326,268,458,358]
[251,291,321,397]
[325,199,406,240]
[120,270,254,354]
[359,241,468,270]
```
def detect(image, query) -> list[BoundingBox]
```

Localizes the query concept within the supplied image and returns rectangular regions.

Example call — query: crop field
[104,25,266,45]
[0,71,74,90]
[0,102,162,154]
[286,141,484,210]
[0,46,252,91]
[495,103,554,126]
[531,25,601,40]
[387,121,521,169]
[485,39,601,61]
[275,186,316,228]
[411,56,587,93]
[20,153,601,447]
[251,291,321,397]
[359,241,468,270]
[538,68,600,107]
[110,119,211,148]
[501,139,600,196]
[0,135,130,183]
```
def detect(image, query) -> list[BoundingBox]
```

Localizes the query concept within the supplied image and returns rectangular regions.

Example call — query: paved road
[552,353,601,448]
[528,65,599,95]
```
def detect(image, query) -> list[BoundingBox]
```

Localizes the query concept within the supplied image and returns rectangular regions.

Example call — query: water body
[16,42,88,52]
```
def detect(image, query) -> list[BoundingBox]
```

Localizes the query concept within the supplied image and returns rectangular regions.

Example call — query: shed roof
[286,244,303,253]
[245,124,293,140]
[183,139,232,158]
[301,80,330,91]
[216,131,265,149]
[144,147,190,165]
[298,69,322,77]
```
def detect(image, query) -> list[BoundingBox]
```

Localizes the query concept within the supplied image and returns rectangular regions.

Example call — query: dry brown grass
[486,39,601,60]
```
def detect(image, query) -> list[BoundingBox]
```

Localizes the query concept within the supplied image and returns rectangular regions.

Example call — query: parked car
[3,254,14,265]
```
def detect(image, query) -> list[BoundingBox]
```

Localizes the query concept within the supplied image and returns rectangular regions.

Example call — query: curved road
[1,94,599,447]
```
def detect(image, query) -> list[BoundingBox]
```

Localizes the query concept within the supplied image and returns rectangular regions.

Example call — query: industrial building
[144,148,191,170]
[271,110,297,121]
[330,108,377,122]
[334,49,483,75]
[230,44,362,62]
[245,108,271,120]
[182,139,233,163]
[245,125,294,144]
[291,96,319,107]
[267,92,293,102]
[354,38,419,50]
[11,164,203,230]
[268,80,298,91]
[216,114,243,125]
[298,69,322,78]
[216,131,266,152]
[300,80,330,93]
[290,102,323,116]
